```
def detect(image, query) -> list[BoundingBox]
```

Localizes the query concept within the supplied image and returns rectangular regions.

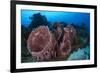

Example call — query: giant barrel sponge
[27,23,76,61]
[27,26,57,61]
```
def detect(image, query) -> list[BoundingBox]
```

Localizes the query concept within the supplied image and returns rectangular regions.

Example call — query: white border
[16,5,94,69]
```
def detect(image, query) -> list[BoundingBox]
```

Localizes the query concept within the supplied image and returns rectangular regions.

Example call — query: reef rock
[27,26,57,61]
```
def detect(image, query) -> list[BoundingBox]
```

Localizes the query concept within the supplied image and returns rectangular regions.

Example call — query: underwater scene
[21,10,90,63]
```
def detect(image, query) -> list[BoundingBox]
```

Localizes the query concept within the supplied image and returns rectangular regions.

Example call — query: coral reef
[67,46,90,60]
[22,13,90,62]
[27,22,77,61]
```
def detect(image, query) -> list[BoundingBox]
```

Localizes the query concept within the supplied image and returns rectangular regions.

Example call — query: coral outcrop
[27,22,77,61]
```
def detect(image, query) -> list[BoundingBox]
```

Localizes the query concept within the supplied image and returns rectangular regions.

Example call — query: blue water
[21,10,90,30]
